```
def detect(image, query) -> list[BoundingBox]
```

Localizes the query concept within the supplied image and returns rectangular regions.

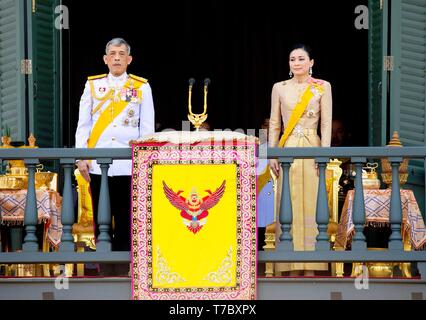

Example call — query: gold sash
[87,78,143,148]
[278,82,324,148]
[258,164,271,192]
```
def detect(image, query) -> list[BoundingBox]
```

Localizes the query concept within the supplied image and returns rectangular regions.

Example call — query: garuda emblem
[162,180,226,234]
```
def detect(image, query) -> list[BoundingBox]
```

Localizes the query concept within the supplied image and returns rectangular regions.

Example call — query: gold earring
[309,67,313,76]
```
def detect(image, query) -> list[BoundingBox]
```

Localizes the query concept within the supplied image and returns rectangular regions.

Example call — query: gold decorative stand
[187,78,210,131]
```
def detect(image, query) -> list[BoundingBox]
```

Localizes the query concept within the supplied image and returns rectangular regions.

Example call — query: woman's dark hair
[290,43,313,60]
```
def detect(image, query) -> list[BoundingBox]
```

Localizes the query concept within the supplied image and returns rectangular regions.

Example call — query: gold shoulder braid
[126,75,146,103]
[87,74,107,81]
[88,74,111,101]
[129,74,148,84]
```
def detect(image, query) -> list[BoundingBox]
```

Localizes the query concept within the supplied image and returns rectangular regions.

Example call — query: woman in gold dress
[269,44,332,276]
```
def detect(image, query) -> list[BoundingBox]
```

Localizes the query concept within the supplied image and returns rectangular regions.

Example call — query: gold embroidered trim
[203,246,233,284]
[155,246,186,285]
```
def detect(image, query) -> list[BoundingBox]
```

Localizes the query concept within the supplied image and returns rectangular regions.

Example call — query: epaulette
[87,74,107,80]
[129,74,148,83]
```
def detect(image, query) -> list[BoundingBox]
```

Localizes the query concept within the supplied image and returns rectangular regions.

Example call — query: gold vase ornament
[35,164,54,190]
[362,162,381,189]
[0,133,41,190]
[380,131,409,187]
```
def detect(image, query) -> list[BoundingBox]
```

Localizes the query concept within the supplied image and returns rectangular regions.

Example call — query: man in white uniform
[75,38,155,256]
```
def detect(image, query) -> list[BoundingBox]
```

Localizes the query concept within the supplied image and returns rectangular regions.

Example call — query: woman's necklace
[293,78,310,103]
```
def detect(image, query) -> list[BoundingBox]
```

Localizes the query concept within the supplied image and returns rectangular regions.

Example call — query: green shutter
[391,0,426,172]
[390,0,426,212]
[0,0,26,141]
[368,0,387,146]
[398,0,426,148]
[30,0,61,148]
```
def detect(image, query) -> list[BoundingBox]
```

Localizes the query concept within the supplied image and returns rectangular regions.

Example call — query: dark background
[62,0,369,146]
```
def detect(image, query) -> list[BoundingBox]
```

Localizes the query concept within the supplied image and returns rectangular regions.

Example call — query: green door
[29,0,61,148]
[368,0,388,147]
[0,0,61,147]
[0,0,27,141]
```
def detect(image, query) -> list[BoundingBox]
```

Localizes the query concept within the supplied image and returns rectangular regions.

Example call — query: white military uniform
[75,72,155,176]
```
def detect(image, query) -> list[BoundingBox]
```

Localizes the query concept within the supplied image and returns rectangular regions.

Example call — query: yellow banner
[151,164,237,288]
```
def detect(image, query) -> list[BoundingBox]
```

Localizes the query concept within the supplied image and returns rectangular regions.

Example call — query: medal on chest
[120,88,139,102]
[122,107,139,127]
[120,79,140,103]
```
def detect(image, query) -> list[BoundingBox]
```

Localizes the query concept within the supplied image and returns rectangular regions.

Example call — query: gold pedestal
[7,264,41,277]
[350,246,411,278]
[263,222,277,277]
[332,246,345,277]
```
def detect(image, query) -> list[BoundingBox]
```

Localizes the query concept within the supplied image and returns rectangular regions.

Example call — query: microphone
[189,78,196,87]
[204,78,211,87]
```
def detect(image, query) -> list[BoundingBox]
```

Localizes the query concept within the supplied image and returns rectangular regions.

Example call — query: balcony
[0,146,425,300]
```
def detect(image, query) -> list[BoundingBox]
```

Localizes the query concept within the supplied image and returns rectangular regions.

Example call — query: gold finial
[1,135,11,147]
[1,125,11,147]
[28,133,36,147]
[387,131,402,147]
[381,130,409,186]
[187,78,209,131]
